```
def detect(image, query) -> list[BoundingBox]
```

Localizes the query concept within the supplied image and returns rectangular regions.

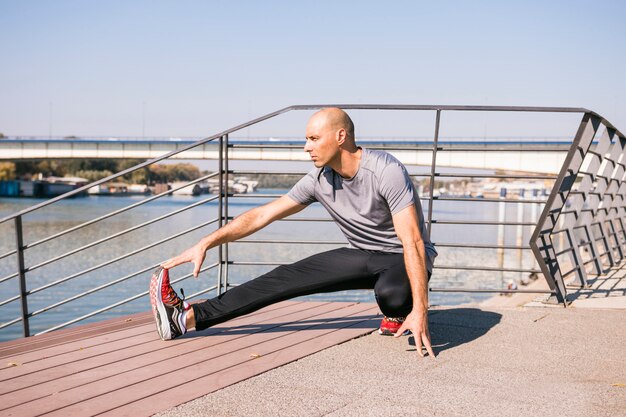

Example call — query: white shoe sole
[149,267,172,340]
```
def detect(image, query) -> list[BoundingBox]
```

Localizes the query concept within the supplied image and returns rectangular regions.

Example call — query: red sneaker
[378,316,408,336]
[149,267,190,340]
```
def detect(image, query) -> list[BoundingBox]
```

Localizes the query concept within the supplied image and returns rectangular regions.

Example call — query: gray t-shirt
[287,148,437,272]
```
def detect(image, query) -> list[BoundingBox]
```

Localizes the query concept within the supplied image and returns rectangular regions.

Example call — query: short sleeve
[287,171,318,206]
[378,162,415,215]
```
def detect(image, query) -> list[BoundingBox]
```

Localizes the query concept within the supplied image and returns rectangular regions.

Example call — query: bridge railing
[0,104,617,340]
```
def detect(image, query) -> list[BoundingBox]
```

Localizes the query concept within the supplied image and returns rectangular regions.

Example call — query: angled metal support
[530,113,601,304]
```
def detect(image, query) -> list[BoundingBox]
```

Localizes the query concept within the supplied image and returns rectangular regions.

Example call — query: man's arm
[391,204,435,358]
[161,195,306,276]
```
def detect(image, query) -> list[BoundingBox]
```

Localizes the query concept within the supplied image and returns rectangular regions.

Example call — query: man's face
[304,115,341,168]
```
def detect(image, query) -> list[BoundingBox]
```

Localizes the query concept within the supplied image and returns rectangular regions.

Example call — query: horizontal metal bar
[25,195,220,274]
[36,262,219,335]
[435,146,569,152]
[24,171,220,251]
[0,293,19,308]
[0,316,22,331]
[431,220,537,226]
[0,271,18,285]
[0,249,17,262]
[231,193,284,198]
[229,170,307,176]
[228,261,540,274]
[562,266,581,277]
[277,217,335,222]
[230,193,545,204]
[289,104,590,113]
[236,239,346,245]
[234,240,532,250]
[28,217,220,297]
[429,288,554,294]
[433,196,548,204]
[555,247,575,257]
[434,243,531,250]
[434,265,541,273]
[228,143,569,152]
[433,173,557,180]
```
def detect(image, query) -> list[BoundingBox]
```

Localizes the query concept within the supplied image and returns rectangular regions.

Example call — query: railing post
[217,135,224,295]
[14,216,30,337]
[224,133,230,291]
[427,109,441,238]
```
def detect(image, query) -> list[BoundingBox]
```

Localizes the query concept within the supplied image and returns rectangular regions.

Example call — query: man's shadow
[406,308,502,354]
[185,307,501,356]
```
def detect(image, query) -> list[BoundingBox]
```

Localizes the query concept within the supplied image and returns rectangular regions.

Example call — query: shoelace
[162,284,185,306]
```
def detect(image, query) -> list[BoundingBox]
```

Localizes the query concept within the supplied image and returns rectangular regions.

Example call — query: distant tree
[148,163,200,183]
[0,162,16,180]
[74,170,113,182]
[36,160,67,177]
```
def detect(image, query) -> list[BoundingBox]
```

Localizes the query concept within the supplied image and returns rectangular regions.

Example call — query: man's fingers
[193,262,200,278]
[160,259,174,268]
[422,333,436,358]
[161,256,182,269]
[414,332,425,357]
[393,323,408,338]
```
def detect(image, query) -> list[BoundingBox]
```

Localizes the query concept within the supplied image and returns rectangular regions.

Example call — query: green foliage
[12,159,200,184]
[0,162,16,180]
[74,170,114,181]
[148,163,200,183]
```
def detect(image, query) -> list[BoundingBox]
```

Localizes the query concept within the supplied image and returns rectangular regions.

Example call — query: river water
[0,190,538,341]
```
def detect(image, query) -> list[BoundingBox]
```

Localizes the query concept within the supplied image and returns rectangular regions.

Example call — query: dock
[1,271,625,416]
[0,301,380,417]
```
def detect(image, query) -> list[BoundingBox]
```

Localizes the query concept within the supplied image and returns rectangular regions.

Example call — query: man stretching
[150,107,438,357]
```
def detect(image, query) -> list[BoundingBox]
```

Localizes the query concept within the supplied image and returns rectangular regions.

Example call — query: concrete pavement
[155,305,626,417]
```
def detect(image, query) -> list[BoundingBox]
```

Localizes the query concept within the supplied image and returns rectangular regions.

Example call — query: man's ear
[336,128,347,145]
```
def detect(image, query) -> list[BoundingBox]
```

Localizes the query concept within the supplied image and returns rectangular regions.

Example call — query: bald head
[309,107,355,143]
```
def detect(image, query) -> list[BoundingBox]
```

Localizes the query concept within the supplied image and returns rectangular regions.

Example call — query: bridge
[0,136,572,174]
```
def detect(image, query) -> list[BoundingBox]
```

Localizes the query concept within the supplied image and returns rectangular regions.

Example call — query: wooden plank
[0,301,323,395]
[0,301,329,406]
[0,311,154,358]
[0,302,367,415]
[106,310,380,417]
[0,301,300,377]
[8,303,378,417]
[0,301,299,359]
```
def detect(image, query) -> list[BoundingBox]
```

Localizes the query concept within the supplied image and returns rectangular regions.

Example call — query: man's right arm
[161,195,307,276]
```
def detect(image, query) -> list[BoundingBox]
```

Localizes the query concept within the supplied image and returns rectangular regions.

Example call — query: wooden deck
[0,301,380,417]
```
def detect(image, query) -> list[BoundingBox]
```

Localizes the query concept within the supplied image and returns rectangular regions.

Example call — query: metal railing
[530,113,626,303]
[0,104,619,339]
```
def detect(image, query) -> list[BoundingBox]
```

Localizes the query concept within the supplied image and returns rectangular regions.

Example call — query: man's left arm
[391,204,435,358]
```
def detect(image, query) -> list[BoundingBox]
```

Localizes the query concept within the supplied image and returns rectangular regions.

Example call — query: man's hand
[161,242,207,278]
[394,308,435,358]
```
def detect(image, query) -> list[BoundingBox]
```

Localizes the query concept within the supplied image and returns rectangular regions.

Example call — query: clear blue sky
[1,0,625,139]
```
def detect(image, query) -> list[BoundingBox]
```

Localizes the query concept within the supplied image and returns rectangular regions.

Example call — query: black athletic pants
[192,247,428,331]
